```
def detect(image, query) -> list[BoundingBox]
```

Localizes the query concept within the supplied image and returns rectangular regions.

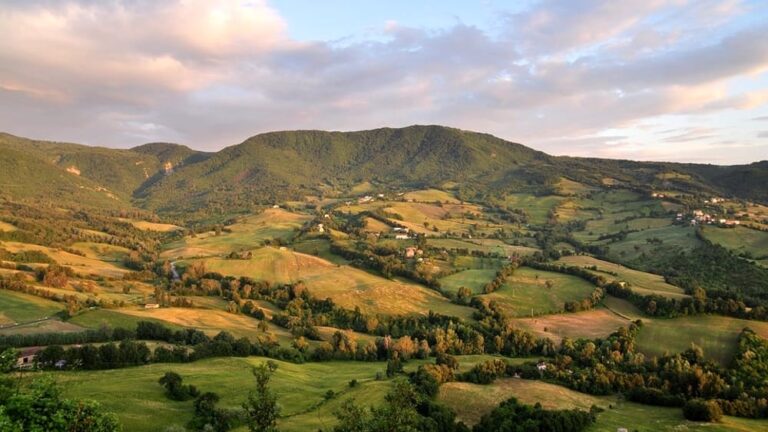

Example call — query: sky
[1,1,767,164]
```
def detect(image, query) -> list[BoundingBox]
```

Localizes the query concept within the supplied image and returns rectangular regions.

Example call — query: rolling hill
[1,126,767,219]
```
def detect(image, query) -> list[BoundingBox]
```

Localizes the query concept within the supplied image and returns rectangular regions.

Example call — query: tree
[0,376,120,431]
[159,371,198,401]
[683,399,723,422]
[332,380,422,432]
[243,363,280,432]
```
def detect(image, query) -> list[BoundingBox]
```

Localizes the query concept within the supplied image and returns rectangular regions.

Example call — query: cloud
[0,0,766,164]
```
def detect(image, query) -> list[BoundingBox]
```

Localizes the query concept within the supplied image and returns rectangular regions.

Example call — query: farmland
[556,255,687,299]
[0,290,63,325]
[702,225,768,260]
[162,208,311,259]
[635,315,768,365]
[185,247,474,318]
[438,378,763,431]
[56,357,394,432]
[478,267,596,317]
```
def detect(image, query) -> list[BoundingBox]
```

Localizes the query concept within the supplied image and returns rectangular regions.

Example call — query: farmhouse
[16,346,42,369]
[395,234,409,240]
[404,247,422,258]
[144,303,160,309]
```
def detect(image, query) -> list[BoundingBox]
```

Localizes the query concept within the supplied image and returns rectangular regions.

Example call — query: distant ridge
[1,126,766,217]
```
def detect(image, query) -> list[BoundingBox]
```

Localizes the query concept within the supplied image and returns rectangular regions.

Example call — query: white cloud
[0,0,766,164]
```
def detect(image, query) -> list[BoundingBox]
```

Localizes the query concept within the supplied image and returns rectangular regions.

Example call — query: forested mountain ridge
[2,126,766,219]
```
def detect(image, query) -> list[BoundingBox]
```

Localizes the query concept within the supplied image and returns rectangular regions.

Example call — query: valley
[1,127,768,431]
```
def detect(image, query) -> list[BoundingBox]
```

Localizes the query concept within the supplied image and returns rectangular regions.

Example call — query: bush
[683,399,723,422]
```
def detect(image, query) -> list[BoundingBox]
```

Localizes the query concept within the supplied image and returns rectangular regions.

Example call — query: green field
[512,306,631,343]
[55,357,395,432]
[478,267,596,317]
[438,378,767,431]
[70,242,132,263]
[69,308,185,332]
[190,247,475,318]
[603,225,703,264]
[439,269,497,295]
[290,237,349,265]
[556,255,687,299]
[429,238,539,257]
[504,193,566,225]
[573,217,672,243]
[162,208,311,259]
[636,315,768,365]
[402,188,460,203]
[703,225,768,259]
[1,241,130,278]
[0,290,63,324]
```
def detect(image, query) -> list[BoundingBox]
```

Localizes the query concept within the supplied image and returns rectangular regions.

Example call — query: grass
[0,318,84,336]
[589,400,767,432]
[70,242,131,263]
[636,315,768,365]
[402,189,460,203]
[162,208,311,259]
[504,194,566,225]
[189,247,475,318]
[439,378,607,425]
[603,225,703,264]
[429,238,539,257]
[363,217,392,233]
[54,356,395,432]
[556,178,596,196]
[1,241,130,278]
[479,267,596,317]
[123,219,182,232]
[69,308,185,332]
[438,377,768,431]
[115,307,294,344]
[439,269,498,295]
[290,237,349,265]
[0,290,63,324]
[556,255,687,299]
[511,306,631,344]
[703,226,768,259]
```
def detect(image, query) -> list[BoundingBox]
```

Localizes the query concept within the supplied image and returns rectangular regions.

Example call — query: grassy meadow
[635,315,768,365]
[54,357,395,432]
[703,225,768,259]
[556,255,687,299]
[162,208,311,259]
[189,247,474,318]
[478,267,596,317]
[438,377,767,431]
[0,290,63,325]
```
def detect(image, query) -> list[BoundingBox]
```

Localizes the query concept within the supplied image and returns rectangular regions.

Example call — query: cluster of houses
[404,247,423,259]
[677,210,741,227]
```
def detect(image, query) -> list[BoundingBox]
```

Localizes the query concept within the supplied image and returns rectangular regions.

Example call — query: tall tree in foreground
[0,374,120,432]
[243,361,280,432]
[334,380,422,432]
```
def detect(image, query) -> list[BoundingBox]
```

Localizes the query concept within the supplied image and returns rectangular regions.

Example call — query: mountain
[0,133,206,208]
[1,126,766,219]
[133,125,556,215]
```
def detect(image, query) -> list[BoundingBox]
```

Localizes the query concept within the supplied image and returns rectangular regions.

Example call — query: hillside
[2,126,767,219]
[0,133,207,208]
